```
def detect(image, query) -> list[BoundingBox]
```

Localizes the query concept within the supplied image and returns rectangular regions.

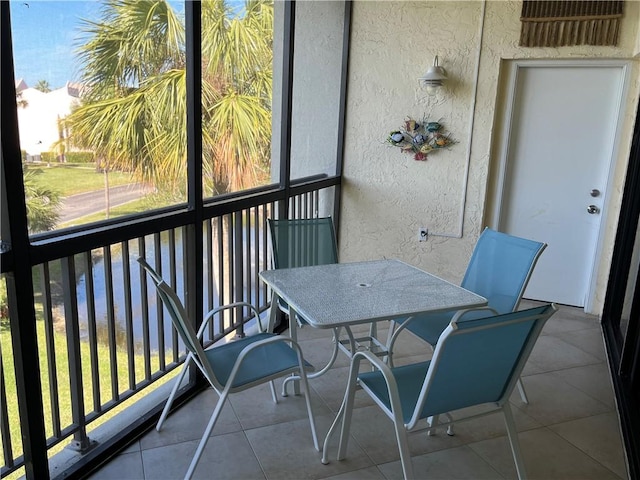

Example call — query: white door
[498,62,627,307]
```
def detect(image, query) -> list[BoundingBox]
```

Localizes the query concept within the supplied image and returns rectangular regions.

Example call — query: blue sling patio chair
[387,227,546,404]
[268,217,389,394]
[267,217,339,326]
[323,304,558,480]
[137,257,319,480]
[267,217,344,391]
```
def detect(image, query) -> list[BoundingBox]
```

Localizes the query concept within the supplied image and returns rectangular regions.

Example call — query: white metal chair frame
[323,304,558,480]
[387,227,547,405]
[138,257,319,480]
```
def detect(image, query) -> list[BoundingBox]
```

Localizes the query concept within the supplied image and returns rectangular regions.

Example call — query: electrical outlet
[418,228,428,242]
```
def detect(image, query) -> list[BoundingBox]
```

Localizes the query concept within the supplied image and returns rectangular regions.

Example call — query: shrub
[65,151,94,163]
[23,170,61,233]
[41,151,55,163]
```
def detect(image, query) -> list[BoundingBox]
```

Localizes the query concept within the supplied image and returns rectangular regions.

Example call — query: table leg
[321,391,347,464]
[267,294,279,333]
[287,306,301,396]
[283,327,342,396]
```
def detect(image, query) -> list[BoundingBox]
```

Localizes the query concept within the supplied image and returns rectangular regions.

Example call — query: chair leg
[269,380,278,404]
[184,391,228,480]
[516,378,529,404]
[157,353,192,431]
[444,412,455,436]
[393,419,414,480]
[426,414,455,436]
[386,381,414,479]
[503,402,528,480]
[298,366,319,451]
[336,360,361,461]
[427,415,439,436]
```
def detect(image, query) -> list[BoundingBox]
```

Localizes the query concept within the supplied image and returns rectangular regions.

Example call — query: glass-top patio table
[259,259,488,391]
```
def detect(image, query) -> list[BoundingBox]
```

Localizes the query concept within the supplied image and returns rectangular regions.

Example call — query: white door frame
[491,59,631,312]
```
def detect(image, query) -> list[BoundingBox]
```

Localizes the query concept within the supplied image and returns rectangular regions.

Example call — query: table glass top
[260,259,487,328]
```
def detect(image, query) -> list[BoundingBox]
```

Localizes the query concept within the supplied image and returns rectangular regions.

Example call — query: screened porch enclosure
[1,1,349,478]
[2,1,639,479]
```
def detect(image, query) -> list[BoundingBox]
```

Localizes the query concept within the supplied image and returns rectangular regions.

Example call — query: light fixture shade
[419,56,447,94]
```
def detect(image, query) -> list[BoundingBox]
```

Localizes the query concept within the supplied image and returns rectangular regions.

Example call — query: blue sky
[10,0,187,90]
[10,1,103,89]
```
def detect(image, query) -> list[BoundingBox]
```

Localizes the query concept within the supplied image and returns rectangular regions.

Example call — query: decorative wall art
[520,1,624,47]
[386,117,456,161]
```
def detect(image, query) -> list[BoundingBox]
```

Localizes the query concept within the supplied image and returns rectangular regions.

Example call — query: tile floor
[90,301,629,480]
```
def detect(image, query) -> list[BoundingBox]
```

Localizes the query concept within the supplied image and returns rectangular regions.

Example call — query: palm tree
[34,79,51,92]
[23,169,61,233]
[66,0,273,200]
[201,0,273,194]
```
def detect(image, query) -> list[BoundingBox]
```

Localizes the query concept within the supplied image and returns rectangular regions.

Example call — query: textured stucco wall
[339,0,640,314]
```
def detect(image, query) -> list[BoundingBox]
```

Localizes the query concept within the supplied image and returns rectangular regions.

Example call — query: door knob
[590,189,601,197]
[587,205,600,214]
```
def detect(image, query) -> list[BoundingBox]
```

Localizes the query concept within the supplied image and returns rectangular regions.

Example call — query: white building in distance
[15,79,82,159]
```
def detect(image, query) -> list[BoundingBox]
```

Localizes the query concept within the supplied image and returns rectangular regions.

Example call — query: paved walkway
[59,183,150,223]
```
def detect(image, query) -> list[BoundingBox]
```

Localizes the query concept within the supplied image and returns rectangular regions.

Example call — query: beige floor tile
[228,377,332,430]
[512,372,611,425]
[553,363,617,409]
[549,412,628,478]
[469,427,623,480]
[442,404,542,442]
[554,327,607,360]
[88,304,628,480]
[141,431,266,480]
[88,451,144,480]
[318,466,386,480]
[528,336,602,372]
[246,414,373,480]
[342,405,465,465]
[308,364,377,413]
[538,309,600,335]
[139,389,242,451]
[377,445,504,480]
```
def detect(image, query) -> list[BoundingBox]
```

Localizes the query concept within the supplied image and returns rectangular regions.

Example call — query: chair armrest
[350,350,405,424]
[388,305,499,350]
[224,334,310,388]
[198,302,263,339]
[450,306,499,329]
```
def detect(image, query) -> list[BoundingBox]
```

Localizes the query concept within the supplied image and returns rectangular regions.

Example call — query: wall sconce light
[419,56,448,96]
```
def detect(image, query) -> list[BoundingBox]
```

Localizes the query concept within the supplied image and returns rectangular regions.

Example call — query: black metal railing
[1,180,336,478]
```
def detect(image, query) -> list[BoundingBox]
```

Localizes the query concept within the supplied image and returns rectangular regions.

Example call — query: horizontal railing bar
[25,209,195,269]
[14,177,339,273]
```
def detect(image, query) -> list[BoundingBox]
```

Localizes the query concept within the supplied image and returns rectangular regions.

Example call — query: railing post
[234,211,245,337]
[61,256,95,453]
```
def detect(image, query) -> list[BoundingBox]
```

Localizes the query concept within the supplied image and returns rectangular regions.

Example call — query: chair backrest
[137,257,223,390]
[267,217,338,269]
[413,304,556,424]
[461,227,546,315]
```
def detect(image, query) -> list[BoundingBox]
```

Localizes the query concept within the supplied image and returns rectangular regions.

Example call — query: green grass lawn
[23,163,135,197]
[1,317,178,479]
